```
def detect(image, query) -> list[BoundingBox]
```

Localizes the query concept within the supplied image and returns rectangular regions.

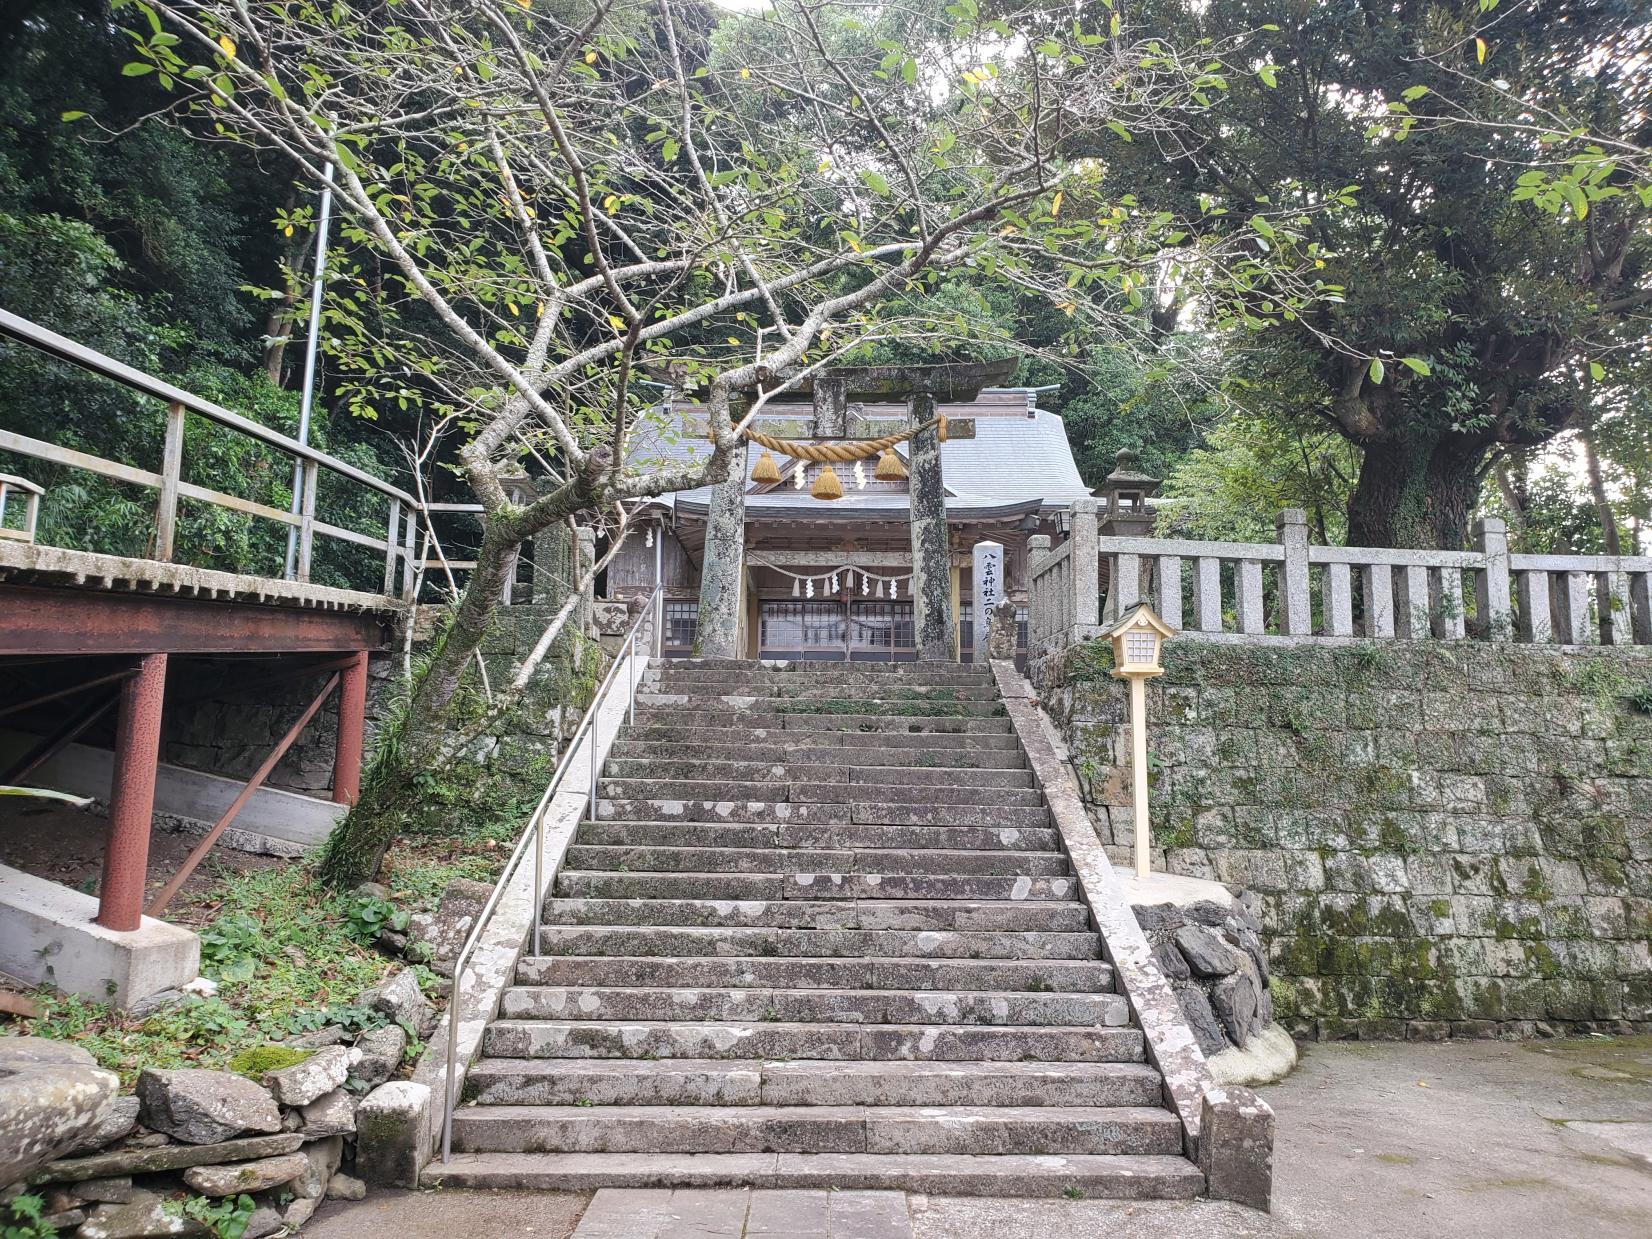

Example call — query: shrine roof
[624,398,1092,519]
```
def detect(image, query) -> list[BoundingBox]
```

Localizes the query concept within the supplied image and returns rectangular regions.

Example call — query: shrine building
[603,364,1096,662]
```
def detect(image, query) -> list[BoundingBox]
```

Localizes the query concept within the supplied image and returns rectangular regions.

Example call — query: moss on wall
[1041,639,1652,1040]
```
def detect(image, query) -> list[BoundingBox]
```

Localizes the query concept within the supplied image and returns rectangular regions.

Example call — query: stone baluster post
[1473,517,1512,640]
[1028,534,1051,652]
[1072,499,1099,639]
[1276,509,1311,637]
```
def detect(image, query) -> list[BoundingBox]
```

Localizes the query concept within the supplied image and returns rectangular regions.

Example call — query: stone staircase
[431,658,1202,1197]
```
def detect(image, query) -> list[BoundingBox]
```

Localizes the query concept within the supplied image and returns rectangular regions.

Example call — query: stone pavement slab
[308,1039,1651,1239]
[569,1188,911,1239]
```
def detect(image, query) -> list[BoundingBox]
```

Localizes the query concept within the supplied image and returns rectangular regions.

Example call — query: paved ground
[306,1037,1652,1238]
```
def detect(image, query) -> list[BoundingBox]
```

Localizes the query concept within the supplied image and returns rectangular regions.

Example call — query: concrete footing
[0,864,199,1006]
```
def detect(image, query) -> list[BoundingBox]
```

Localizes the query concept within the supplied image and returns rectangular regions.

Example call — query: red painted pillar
[99,652,167,931]
[332,651,369,805]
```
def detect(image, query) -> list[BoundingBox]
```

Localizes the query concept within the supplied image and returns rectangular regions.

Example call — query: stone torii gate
[694,361,1012,661]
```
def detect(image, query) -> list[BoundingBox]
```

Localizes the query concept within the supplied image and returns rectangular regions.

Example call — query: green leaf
[860,169,890,195]
[1105,119,1132,143]
[122,62,156,76]
[1250,214,1276,239]
[60,110,89,122]
[1368,358,1385,385]
[661,137,679,162]
[1589,360,1606,381]
[1557,181,1588,219]
[1257,64,1277,88]
[1401,85,1430,102]
[1400,357,1431,376]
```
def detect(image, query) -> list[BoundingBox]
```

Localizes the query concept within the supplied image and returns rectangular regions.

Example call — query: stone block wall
[162,656,397,794]
[1036,639,1652,1040]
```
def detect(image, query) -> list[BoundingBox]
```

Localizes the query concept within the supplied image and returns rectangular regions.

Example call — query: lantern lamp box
[1101,602,1175,679]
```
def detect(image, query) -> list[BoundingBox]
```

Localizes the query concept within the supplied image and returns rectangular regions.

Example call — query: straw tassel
[811,464,844,500]
[875,448,907,481]
[750,449,781,484]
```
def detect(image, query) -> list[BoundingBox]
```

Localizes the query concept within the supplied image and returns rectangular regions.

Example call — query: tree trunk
[316,521,518,888]
[906,393,955,661]
[1579,414,1621,555]
[1346,436,1485,550]
[695,468,747,658]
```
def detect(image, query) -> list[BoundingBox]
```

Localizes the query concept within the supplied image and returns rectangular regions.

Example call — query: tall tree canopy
[1098,0,1652,548]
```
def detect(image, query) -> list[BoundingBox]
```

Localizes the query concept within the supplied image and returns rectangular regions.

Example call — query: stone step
[449,1104,1181,1157]
[610,732,1024,757]
[515,956,1115,992]
[543,896,1088,932]
[593,800,1052,830]
[552,872,1081,905]
[422,1151,1204,1199]
[572,821,1062,853]
[481,1020,1144,1063]
[599,760,1036,789]
[561,845,1068,877]
[655,658,994,679]
[641,683,1004,702]
[596,779,1043,808]
[466,1059,1163,1109]
[497,986,1129,1027]
[630,711,1013,734]
[527,926,1102,960]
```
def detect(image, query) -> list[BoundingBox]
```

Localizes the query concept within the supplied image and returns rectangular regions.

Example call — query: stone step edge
[466,1058,1159,1078]
[420,1151,1204,1198]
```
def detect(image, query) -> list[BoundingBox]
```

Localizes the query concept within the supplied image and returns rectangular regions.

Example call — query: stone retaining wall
[1035,640,1652,1041]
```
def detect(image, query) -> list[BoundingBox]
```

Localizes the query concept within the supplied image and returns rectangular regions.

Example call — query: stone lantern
[1099,449,1161,537]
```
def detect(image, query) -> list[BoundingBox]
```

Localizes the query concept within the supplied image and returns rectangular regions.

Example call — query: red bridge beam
[0,585,388,656]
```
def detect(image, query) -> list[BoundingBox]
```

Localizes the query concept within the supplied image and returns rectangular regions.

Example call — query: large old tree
[120,0,1345,875]
[1098,0,1652,549]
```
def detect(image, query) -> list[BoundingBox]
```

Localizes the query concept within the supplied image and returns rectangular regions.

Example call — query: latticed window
[664,600,698,651]
[1124,629,1157,665]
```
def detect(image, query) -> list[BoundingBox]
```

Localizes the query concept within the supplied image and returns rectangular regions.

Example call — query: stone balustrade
[1029,502,1652,652]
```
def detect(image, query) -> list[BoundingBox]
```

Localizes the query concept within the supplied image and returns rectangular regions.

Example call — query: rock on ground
[290,1135,344,1200]
[77,1190,209,1238]
[0,1036,120,1186]
[181,1151,310,1197]
[351,1025,406,1090]
[263,1045,351,1107]
[327,1173,367,1201]
[135,1068,281,1145]
[70,1096,141,1156]
[298,1088,357,1138]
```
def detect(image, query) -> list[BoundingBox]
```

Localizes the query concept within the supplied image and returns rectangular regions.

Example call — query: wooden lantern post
[1101,602,1175,878]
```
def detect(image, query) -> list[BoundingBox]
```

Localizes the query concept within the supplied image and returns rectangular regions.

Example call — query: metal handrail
[0,308,416,506]
[440,583,662,1163]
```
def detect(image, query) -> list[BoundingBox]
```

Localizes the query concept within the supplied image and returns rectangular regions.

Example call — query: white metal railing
[439,583,661,1163]
[1030,501,1652,652]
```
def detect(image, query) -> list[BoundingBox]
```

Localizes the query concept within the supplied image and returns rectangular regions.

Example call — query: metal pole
[532,794,543,957]
[1131,674,1150,879]
[626,630,636,726]
[285,162,336,579]
[589,705,599,823]
[654,522,665,658]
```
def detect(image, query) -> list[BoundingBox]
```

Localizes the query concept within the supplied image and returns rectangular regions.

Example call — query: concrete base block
[1119,871,1235,910]
[1198,1085,1275,1212]
[356,1082,431,1188]
[0,865,199,1007]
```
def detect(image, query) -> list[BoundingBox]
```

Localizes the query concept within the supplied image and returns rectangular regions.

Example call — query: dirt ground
[0,800,287,928]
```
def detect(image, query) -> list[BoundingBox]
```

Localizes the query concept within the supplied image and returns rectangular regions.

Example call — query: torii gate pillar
[905,389,954,661]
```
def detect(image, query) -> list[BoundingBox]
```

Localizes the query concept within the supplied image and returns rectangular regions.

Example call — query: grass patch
[14,863,428,1086]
